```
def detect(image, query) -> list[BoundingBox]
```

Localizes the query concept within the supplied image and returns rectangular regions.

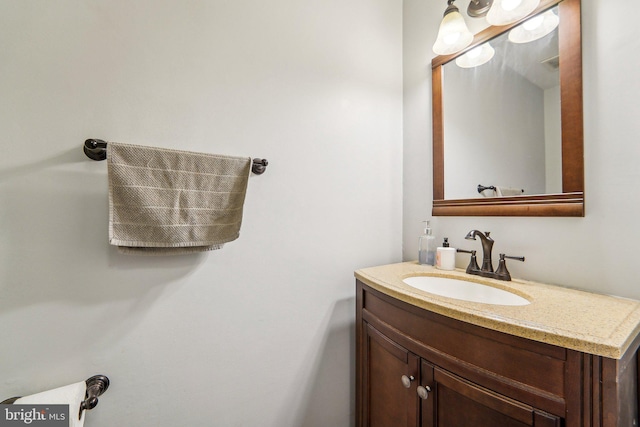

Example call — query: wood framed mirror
[432,0,583,216]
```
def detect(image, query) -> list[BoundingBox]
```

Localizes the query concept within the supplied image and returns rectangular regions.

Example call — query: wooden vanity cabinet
[356,280,640,427]
[363,323,419,427]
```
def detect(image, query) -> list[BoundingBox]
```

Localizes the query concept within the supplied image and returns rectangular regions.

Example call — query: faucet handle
[494,254,525,281]
[457,249,480,274]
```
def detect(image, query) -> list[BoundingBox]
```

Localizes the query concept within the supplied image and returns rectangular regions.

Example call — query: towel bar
[79,375,109,413]
[84,139,268,175]
[1,374,110,420]
[477,184,497,194]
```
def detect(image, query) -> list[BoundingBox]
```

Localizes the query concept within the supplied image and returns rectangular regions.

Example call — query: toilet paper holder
[1,374,110,419]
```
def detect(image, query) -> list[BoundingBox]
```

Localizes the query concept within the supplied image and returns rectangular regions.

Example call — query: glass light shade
[432,9,474,55]
[486,0,540,26]
[508,10,559,43]
[455,43,495,68]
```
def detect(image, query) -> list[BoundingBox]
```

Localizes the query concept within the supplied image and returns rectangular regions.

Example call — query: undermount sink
[402,275,530,306]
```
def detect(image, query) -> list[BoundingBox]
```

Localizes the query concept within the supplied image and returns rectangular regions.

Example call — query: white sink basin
[402,276,530,306]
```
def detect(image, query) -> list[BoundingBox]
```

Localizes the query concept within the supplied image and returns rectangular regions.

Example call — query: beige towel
[107,142,251,254]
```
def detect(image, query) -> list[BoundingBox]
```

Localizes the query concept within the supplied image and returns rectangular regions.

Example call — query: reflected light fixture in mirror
[487,0,541,25]
[509,10,559,43]
[455,43,495,68]
[433,0,474,55]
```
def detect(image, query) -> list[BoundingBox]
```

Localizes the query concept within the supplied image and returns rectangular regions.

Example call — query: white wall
[0,1,403,426]
[403,0,640,300]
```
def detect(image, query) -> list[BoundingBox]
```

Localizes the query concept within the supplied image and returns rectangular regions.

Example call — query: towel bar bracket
[84,139,268,174]
[78,375,109,420]
[251,158,268,175]
[80,375,109,411]
[84,139,107,161]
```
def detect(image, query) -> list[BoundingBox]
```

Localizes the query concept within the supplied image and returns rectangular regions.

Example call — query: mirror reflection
[443,6,560,200]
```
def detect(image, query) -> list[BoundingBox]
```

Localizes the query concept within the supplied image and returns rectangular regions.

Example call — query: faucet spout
[465,230,494,272]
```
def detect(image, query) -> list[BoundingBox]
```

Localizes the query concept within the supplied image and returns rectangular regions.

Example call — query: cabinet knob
[401,375,415,388]
[417,385,431,400]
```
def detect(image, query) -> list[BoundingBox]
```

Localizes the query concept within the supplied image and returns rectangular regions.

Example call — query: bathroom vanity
[355,263,640,427]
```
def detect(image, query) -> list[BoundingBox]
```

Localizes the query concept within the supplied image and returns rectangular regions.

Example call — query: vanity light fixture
[508,9,559,43]
[486,0,540,26]
[432,0,474,55]
[455,42,495,68]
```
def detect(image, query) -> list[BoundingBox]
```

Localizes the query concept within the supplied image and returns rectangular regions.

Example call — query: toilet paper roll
[15,381,87,427]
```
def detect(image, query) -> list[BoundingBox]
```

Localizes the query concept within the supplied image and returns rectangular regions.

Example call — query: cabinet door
[363,323,420,427]
[420,361,561,427]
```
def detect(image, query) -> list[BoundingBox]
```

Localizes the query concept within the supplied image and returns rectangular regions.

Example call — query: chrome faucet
[462,230,525,281]
[465,230,494,273]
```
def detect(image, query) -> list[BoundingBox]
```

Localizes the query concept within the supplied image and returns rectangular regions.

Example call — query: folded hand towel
[107,142,251,255]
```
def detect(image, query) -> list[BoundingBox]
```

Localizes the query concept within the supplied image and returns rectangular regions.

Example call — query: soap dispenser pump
[418,220,436,266]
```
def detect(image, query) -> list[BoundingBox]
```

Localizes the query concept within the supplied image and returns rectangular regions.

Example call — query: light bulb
[443,32,462,46]
[523,14,544,30]
[455,43,495,68]
[467,46,483,58]
[486,0,540,26]
[508,10,559,43]
[502,0,523,11]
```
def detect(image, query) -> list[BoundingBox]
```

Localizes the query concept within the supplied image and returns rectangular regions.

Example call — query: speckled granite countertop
[355,262,640,359]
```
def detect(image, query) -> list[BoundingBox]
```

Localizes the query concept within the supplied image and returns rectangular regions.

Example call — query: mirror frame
[432,0,583,217]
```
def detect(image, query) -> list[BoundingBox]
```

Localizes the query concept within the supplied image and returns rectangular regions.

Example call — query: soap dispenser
[436,237,456,271]
[418,220,436,266]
